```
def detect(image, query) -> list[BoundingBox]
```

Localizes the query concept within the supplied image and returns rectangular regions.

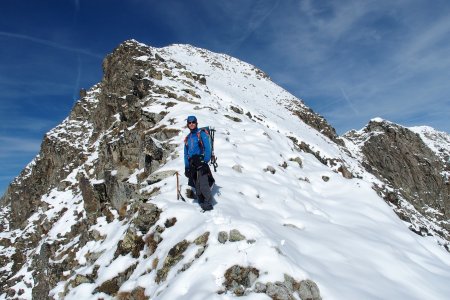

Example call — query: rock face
[0,40,180,297]
[345,119,450,249]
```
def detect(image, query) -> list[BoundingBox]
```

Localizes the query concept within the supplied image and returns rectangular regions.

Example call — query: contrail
[0,31,103,59]
[340,87,359,115]
[73,54,82,101]
[230,0,280,53]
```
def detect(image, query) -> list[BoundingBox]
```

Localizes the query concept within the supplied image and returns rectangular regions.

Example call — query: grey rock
[287,100,342,145]
[254,282,267,293]
[264,166,276,174]
[298,279,322,300]
[345,119,450,247]
[218,231,228,244]
[289,157,303,168]
[232,164,243,173]
[132,202,161,233]
[223,265,259,295]
[266,282,294,300]
[229,229,246,242]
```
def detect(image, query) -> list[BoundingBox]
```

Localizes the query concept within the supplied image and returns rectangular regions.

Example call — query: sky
[1,0,450,196]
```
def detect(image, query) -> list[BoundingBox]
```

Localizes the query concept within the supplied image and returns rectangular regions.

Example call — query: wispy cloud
[73,54,82,101]
[0,136,41,157]
[249,0,450,133]
[0,31,103,59]
[0,116,55,132]
[226,0,281,53]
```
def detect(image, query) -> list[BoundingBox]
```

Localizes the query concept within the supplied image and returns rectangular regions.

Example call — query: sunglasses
[187,121,197,125]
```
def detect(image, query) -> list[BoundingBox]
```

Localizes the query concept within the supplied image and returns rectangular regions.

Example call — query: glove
[184,168,190,178]
[190,155,204,169]
[200,162,210,175]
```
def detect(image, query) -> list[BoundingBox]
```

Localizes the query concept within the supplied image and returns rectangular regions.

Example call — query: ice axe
[174,171,186,202]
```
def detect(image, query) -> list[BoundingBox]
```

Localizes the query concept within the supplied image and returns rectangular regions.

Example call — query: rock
[193,232,210,246]
[71,274,91,287]
[289,157,303,168]
[79,88,87,98]
[338,165,353,179]
[96,278,120,296]
[117,286,149,300]
[218,231,228,244]
[146,171,175,185]
[288,100,341,145]
[79,176,102,217]
[254,282,267,293]
[266,282,294,300]
[298,279,322,300]
[232,165,243,173]
[164,217,177,228]
[94,263,138,296]
[321,176,330,182]
[145,233,162,255]
[223,265,259,295]
[345,119,450,245]
[229,229,246,242]
[224,115,242,122]
[115,228,145,258]
[155,240,190,283]
[132,202,161,233]
[264,166,276,174]
[142,136,164,174]
[230,105,244,114]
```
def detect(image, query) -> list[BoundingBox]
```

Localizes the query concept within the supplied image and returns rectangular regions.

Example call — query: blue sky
[1,0,450,196]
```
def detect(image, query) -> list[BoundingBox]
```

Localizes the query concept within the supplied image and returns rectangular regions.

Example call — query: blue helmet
[187,115,197,123]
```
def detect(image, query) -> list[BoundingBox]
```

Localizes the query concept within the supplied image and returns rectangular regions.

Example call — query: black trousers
[189,164,215,206]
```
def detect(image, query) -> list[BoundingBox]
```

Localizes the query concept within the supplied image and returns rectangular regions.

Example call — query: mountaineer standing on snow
[184,115,215,211]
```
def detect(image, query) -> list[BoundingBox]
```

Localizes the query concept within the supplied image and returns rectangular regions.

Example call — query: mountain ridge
[1,39,449,300]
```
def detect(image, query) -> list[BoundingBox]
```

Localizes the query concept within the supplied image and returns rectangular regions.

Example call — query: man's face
[188,121,197,130]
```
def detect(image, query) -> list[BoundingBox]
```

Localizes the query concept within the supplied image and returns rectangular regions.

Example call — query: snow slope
[2,41,450,299]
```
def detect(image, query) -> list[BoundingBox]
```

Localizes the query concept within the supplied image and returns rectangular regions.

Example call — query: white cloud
[249,0,450,133]
[0,136,41,157]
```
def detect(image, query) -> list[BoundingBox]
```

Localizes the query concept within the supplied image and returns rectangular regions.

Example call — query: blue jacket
[184,128,211,168]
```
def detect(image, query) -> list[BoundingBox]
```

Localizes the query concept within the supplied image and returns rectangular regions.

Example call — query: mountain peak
[1,40,450,299]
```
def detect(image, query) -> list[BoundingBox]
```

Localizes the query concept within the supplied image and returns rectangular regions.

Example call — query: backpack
[185,126,218,172]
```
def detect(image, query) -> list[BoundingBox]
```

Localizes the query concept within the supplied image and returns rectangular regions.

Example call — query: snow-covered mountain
[344,118,450,250]
[1,40,450,300]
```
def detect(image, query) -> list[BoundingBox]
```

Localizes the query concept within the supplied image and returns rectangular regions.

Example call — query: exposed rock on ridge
[345,119,450,249]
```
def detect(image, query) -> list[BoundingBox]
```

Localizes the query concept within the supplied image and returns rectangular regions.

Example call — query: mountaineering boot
[201,204,213,212]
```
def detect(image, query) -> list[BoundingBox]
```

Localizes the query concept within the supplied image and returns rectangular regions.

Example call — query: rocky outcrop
[0,40,181,297]
[287,100,343,145]
[345,119,450,248]
[222,266,321,300]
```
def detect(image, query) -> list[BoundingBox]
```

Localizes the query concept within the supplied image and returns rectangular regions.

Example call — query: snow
[410,125,450,159]
[2,42,450,300]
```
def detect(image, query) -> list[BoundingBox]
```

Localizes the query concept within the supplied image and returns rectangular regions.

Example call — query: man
[184,115,214,211]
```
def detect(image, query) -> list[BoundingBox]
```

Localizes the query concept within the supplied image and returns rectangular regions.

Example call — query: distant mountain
[1,40,449,300]
[344,118,450,250]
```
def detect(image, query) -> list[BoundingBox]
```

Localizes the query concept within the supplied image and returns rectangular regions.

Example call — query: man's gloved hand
[190,155,204,169]
[200,162,209,175]
[184,168,190,178]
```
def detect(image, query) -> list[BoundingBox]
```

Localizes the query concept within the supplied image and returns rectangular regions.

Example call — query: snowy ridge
[410,125,450,179]
[1,41,450,299]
